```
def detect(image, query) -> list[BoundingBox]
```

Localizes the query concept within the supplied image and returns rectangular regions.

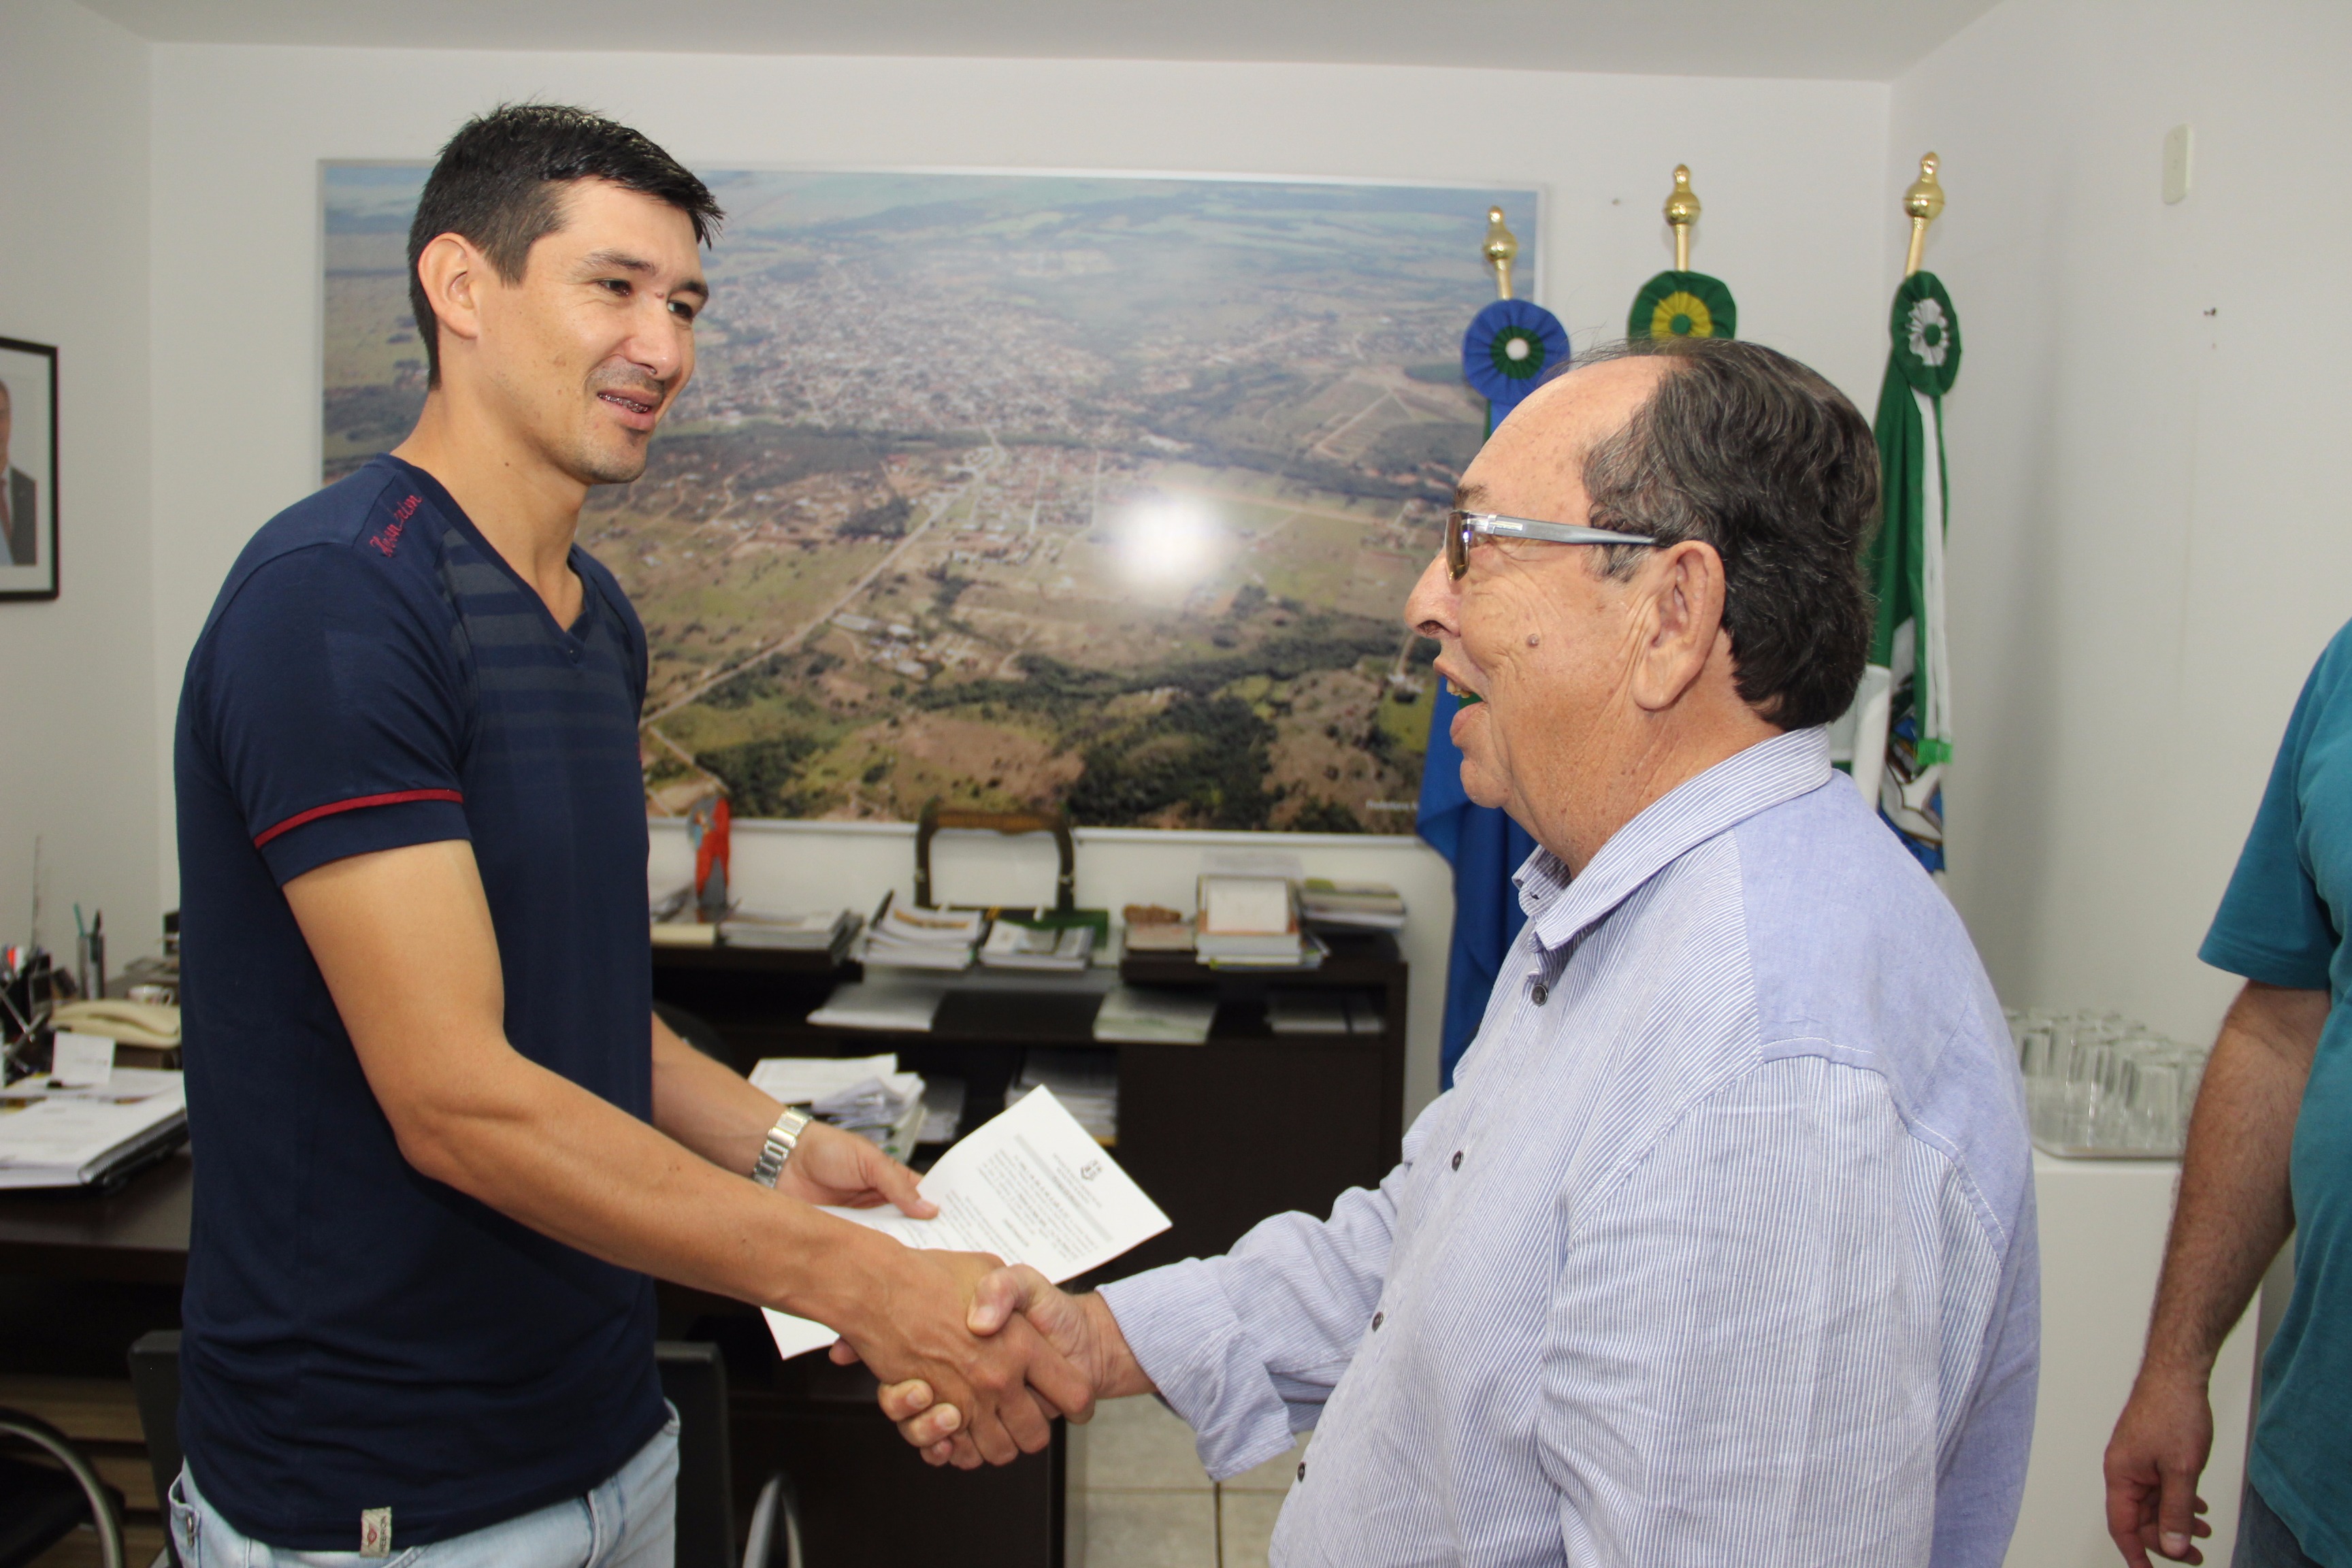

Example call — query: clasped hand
[832,1264,1151,1469]
[772,1123,1098,1465]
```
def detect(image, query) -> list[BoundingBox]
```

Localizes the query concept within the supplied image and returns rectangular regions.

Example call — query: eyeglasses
[1444,510,1657,581]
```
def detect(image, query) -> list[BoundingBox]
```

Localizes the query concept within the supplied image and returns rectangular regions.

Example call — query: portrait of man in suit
[0,377,36,567]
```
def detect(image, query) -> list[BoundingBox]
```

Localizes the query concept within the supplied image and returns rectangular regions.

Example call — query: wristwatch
[749,1107,814,1189]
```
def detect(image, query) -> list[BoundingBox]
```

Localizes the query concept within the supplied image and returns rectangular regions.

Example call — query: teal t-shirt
[2202,619,2352,1564]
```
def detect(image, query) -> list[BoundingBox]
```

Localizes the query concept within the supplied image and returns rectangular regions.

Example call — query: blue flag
[1416,681,1536,1090]
[1421,292,1567,1089]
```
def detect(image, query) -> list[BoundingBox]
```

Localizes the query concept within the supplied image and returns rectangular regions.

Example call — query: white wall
[144,43,1893,1110]
[1897,0,2352,1045]
[0,1,158,973]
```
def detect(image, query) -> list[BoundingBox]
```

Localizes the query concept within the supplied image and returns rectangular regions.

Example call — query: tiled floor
[1072,1395,1305,1568]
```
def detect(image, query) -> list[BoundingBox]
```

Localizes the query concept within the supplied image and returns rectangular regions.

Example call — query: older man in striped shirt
[876,336,2040,1567]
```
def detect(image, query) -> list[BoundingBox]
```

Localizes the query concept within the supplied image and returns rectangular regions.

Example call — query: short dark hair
[1572,336,1878,730]
[406,103,723,385]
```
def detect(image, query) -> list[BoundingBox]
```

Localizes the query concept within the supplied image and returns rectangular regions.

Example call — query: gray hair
[1562,336,1878,730]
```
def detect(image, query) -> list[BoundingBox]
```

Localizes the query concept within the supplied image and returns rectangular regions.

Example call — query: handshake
[825,1254,1155,1468]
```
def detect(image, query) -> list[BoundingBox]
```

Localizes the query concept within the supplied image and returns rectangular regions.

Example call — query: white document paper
[762,1085,1171,1360]
[749,1054,904,1105]
[806,979,952,1032]
[48,1031,116,1089]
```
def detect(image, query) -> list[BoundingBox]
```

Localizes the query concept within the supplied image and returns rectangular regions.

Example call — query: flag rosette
[1889,271,1961,395]
[1628,270,1738,341]
[1461,298,1570,414]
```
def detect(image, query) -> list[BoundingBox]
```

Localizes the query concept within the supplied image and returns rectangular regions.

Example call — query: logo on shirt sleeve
[370,495,421,557]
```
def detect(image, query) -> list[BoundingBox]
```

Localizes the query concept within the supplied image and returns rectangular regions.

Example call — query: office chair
[129,1333,794,1568]
[0,1407,127,1568]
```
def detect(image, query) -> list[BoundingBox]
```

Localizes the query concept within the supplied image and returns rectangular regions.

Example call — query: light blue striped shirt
[1100,728,2038,1567]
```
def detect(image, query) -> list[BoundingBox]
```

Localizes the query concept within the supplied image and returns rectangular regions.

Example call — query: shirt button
[1531,981,1549,1005]
[1450,1150,1463,1171]
[1371,1311,1384,1331]
[1296,1461,1307,1482]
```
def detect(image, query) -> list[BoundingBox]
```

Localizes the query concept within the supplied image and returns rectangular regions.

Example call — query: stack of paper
[864,900,986,971]
[649,881,693,923]
[762,1085,1172,1361]
[813,1077,928,1156]
[1120,917,1196,955]
[722,909,855,951]
[979,920,1095,973]
[1093,985,1217,1045]
[0,1066,186,1189]
[749,1054,928,1161]
[804,980,951,1033]
[1195,875,1301,963]
[1298,879,1407,932]
[751,1053,907,1105]
[1016,1049,1118,1141]
[1267,989,1385,1036]
[918,1077,966,1144]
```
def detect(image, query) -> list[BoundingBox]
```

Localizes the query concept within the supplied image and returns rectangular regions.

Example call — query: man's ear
[414,232,491,359]
[1628,538,1727,713]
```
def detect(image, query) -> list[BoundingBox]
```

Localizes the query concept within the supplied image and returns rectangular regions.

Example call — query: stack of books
[919,1077,966,1144]
[1120,905,1196,955]
[863,898,986,971]
[1267,989,1386,1036]
[979,919,1096,973]
[1196,875,1311,968]
[1093,985,1217,1045]
[1298,879,1407,932]
[720,908,858,951]
[1015,1049,1119,1142]
[1195,875,1296,959]
[805,979,951,1033]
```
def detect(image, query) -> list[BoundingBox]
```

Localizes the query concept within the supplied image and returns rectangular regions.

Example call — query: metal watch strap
[750,1107,813,1188]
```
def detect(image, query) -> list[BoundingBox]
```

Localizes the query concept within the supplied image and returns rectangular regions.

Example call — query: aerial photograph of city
[322,166,1539,832]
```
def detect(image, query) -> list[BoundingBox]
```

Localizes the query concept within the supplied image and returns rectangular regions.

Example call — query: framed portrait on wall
[0,337,57,601]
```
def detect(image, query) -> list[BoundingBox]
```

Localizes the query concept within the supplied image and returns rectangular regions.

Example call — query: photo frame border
[0,336,59,603]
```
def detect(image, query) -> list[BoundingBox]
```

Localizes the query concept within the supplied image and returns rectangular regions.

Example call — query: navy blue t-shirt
[173,455,665,1549]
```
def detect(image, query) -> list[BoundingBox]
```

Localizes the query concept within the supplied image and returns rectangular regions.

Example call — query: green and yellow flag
[1627,270,1737,342]
[1850,270,1961,874]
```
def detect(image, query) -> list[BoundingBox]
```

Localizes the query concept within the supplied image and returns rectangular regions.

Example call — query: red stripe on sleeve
[252,789,466,849]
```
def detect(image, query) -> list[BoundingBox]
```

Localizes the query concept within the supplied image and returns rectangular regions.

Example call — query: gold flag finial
[1483,206,1519,301]
[1904,152,1945,278]
[1664,165,1701,272]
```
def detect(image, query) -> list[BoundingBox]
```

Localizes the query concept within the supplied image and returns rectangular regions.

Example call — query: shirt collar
[1515,726,1835,950]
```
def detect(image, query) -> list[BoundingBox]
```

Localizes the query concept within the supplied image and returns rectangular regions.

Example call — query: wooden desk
[0,1152,194,1286]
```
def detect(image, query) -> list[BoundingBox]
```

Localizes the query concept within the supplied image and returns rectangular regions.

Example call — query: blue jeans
[167,1407,679,1567]
[2238,1480,2328,1568]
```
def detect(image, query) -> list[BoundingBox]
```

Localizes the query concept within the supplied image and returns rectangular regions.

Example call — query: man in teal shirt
[2108,623,2352,1567]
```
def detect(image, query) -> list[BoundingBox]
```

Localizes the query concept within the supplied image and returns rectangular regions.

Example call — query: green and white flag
[1849,271,1960,875]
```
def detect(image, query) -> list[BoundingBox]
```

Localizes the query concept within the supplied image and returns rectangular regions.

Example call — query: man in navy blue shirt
[172,106,1087,1565]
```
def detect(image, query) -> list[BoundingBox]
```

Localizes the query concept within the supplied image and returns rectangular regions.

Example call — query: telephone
[51,999,180,1047]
